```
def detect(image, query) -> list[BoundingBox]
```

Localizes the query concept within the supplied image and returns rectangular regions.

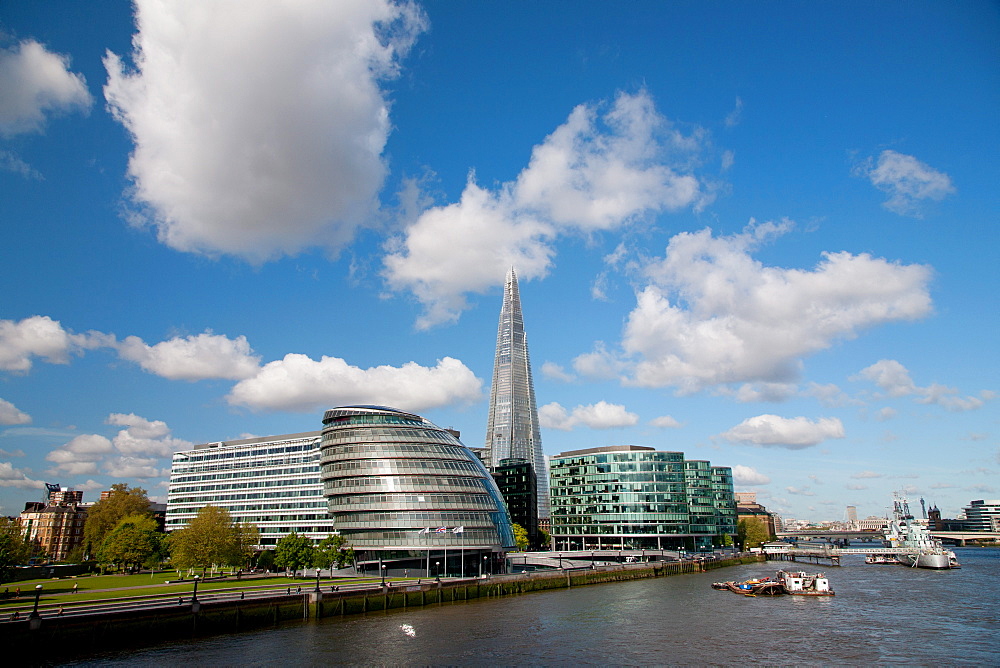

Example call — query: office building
[963,499,1000,531]
[320,405,514,576]
[19,484,87,562]
[491,458,539,547]
[485,267,550,519]
[548,446,736,551]
[165,431,336,546]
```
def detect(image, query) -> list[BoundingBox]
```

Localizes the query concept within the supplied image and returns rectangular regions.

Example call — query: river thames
[70,547,998,666]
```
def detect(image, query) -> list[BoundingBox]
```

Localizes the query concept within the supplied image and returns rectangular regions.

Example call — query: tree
[232,523,261,570]
[274,532,315,575]
[256,549,275,572]
[170,505,256,572]
[537,528,551,550]
[512,523,529,551]
[0,518,32,583]
[97,514,163,572]
[313,534,354,571]
[737,518,772,550]
[83,484,152,557]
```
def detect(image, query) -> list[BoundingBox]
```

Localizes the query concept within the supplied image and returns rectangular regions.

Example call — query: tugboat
[883,493,959,569]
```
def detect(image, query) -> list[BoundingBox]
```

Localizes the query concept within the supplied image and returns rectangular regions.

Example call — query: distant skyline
[1,1,997,522]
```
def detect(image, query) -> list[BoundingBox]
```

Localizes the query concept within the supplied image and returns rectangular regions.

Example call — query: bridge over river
[777,530,999,546]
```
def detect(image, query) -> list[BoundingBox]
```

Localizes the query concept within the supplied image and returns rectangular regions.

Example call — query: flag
[434,526,447,533]
[452,526,464,534]
[417,527,430,534]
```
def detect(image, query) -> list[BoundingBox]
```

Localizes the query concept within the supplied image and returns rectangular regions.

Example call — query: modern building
[962,499,1000,531]
[19,484,87,562]
[484,267,550,519]
[548,446,736,551]
[320,405,514,577]
[165,431,336,547]
[491,458,539,547]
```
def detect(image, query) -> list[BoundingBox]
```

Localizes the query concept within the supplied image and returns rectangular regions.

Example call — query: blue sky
[1,1,997,523]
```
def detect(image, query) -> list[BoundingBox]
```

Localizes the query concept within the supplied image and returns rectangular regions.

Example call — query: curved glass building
[320,405,514,576]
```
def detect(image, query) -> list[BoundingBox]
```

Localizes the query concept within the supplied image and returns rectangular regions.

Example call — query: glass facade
[549,446,737,551]
[485,267,550,518]
[321,405,514,574]
[165,431,336,547]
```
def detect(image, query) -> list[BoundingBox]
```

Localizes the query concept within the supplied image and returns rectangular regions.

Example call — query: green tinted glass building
[549,446,736,551]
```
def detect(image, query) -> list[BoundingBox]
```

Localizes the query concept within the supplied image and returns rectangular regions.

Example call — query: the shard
[485,267,550,519]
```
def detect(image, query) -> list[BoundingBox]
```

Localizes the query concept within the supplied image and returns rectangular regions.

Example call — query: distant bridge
[777,530,999,546]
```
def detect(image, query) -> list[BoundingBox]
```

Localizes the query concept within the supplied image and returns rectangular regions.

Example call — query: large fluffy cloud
[383,90,711,328]
[0,398,31,425]
[117,332,260,381]
[104,0,426,260]
[45,414,190,478]
[597,221,932,392]
[539,401,639,431]
[0,316,111,373]
[719,414,845,449]
[856,150,955,217]
[227,354,482,413]
[732,464,771,486]
[0,39,92,136]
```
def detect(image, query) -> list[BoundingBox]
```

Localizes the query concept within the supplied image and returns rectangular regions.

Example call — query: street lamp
[381,564,387,587]
[29,585,42,620]
[315,568,321,593]
[480,554,488,578]
[557,553,562,569]
[192,575,200,602]
[435,561,440,580]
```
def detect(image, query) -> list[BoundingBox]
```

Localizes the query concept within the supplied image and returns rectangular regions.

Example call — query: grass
[0,572,385,609]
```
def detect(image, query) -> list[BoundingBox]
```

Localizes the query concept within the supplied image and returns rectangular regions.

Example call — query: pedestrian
[73,582,79,593]
[12,611,20,621]
[178,596,183,605]
[240,591,245,600]
[58,606,64,616]
[286,587,291,595]
[15,587,20,598]
[296,586,301,593]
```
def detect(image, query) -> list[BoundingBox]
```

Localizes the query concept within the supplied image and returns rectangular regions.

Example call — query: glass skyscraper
[485,267,550,519]
[548,445,736,551]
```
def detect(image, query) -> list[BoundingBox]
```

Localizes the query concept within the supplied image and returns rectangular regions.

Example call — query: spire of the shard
[485,267,550,519]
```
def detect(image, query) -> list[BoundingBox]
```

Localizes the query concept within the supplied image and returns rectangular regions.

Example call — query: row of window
[322,459,482,475]
[169,477,321,495]
[169,465,317,484]
[324,475,487,491]
[321,428,456,445]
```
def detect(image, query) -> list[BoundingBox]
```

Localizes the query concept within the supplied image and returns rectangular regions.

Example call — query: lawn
[0,572,383,608]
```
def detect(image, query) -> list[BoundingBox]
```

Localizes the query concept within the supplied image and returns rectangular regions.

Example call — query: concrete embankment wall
[5,555,763,663]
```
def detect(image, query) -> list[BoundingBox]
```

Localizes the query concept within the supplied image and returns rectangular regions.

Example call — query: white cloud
[74,479,106,492]
[572,342,623,381]
[649,415,682,429]
[0,39,92,136]
[845,483,868,490]
[719,414,845,449]
[855,359,988,412]
[0,398,31,425]
[0,315,114,373]
[539,401,639,431]
[786,486,816,496]
[732,465,770,486]
[0,461,45,489]
[857,150,955,217]
[104,456,163,479]
[104,0,427,261]
[0,449,25,458]
[851,470,883,479]
[725,382,798,403]
[605,221,931,392]
[45,414,190,477]
[228,354,482,413]
[875,407,897,421]
[0,149,43,180]
[117,331,260,381]
[541,361,575,383]
[383,90,711,328]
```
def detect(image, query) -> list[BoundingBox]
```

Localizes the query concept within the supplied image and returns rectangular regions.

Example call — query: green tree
[256,549,275,572]
[313,534,354,571]
[232,522,261,569]
[274,532,315,575]
[0,517,32,583]
[537,528,551,550]
[97,514,163,572]
[83,484,152,557]
[170,505,255,572]
[512,523,529,551]
[737,518,772,550]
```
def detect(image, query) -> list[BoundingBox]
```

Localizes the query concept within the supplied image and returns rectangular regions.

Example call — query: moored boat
[883,493,960,569]
[776,569,834,596]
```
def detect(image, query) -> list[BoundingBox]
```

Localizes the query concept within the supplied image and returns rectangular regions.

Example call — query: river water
[69,547,998,666]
